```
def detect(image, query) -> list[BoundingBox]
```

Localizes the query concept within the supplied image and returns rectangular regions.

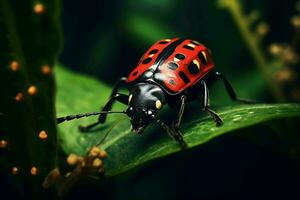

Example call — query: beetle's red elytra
[127,38,214,94]
[57,38,254,148]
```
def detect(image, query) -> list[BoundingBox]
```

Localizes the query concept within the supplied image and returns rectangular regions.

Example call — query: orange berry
[39,130,48,140]
[27,85,38,96]
[34,3,45,14]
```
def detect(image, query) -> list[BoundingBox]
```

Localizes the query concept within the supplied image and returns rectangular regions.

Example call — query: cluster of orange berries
[0,2,52,177]
[42,147,107,196]
[269,11,300,101]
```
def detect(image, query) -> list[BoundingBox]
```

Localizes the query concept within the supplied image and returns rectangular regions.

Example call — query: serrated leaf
[56,66,300,177]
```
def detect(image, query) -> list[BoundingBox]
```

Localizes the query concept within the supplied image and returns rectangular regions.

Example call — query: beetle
[57,38,253,148]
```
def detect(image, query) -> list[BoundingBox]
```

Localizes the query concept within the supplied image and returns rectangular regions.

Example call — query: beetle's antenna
[96,117,126,146]
[57,111,126,124]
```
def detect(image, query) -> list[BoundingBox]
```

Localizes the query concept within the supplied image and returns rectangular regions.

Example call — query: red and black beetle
[57,38,253,148]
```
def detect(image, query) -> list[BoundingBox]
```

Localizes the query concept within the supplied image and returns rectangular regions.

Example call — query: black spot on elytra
[142,58,152,64]
[198,51,207,65]
[132,71,138,76]
[175,53,185,60]
[167,62,179,70]
[159,41,169,44]
[169,79,175,85]
[188,61,200,75]
[183,45,194,50]
[149,49,159,54]
[179,71,190,83]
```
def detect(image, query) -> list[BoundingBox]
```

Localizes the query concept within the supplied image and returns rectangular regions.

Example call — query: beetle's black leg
[170,95,188,145]
[110,77,128,99]
[167,129,187,148]
[215,72,257,103]
[201,80,223,126]
[156,118,187,148]
[170,130,187,148]
[79,77,128,132]
[99,77,128,122]
[172,95,187,129]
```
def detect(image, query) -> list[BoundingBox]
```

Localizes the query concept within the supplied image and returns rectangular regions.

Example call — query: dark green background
[60,0,296,84]
[59,0,299,199]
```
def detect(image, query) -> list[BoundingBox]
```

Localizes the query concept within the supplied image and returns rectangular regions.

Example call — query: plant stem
[218,0,285,101]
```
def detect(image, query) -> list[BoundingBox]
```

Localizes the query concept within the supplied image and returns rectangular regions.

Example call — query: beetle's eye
[155,100,162,110]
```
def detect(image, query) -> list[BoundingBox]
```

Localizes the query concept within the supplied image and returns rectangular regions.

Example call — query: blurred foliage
[218,0,300,102]
[0,0,61,199]
[60,0,300,101]
[60,0,254,83]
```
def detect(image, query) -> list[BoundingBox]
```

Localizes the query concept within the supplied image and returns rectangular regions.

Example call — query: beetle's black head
[126,83,165,134]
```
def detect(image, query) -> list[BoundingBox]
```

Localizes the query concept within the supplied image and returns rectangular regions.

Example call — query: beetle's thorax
[126,83,165,133]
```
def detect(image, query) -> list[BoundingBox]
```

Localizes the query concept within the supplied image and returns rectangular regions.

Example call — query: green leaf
[56,66,300,177]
